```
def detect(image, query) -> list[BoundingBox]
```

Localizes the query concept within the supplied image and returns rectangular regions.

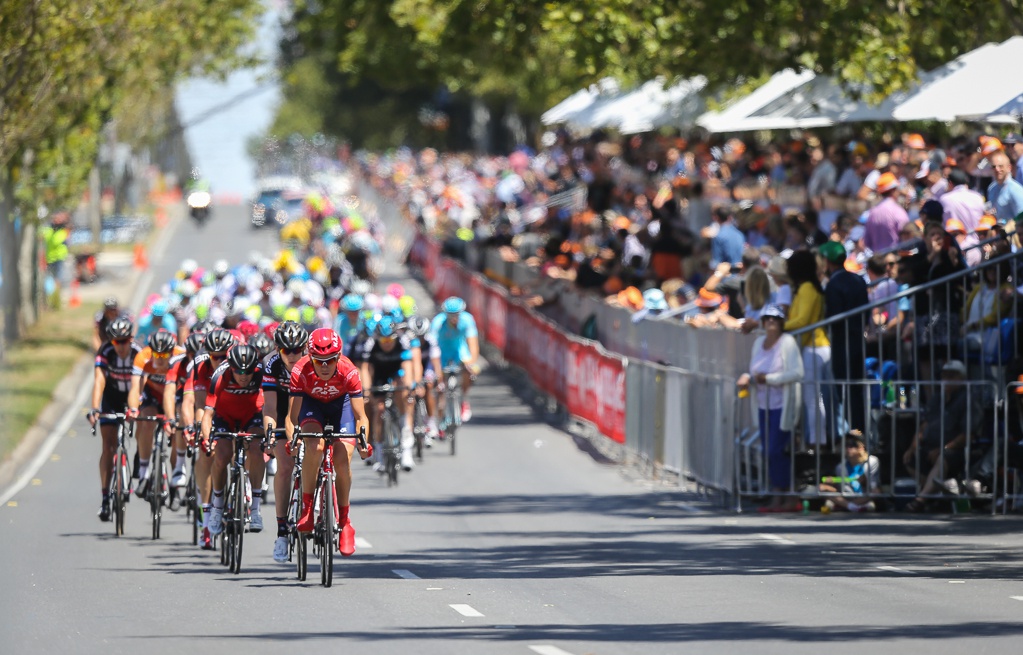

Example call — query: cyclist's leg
[335,439,357,555]
[170,401,187,484]
[244,418,266,525]
[301,432,325,495]
[99,423,118,490]
[136,403,158,478]
[272,437,295,535]
[208,419,233,533]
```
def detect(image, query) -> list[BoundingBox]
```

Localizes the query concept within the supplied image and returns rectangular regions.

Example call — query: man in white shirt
[940,169,985,233]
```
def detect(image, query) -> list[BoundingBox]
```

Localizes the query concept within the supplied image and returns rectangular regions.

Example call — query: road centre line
[1010,596,1023,601]
[392,569,420,579]
[449,604,484,617]
[355,537,373,549]
[876,565,915,574]
[528,646,576,655]
[757,533,796,545]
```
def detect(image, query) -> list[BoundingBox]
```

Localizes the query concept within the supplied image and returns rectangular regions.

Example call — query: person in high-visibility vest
[39,212,70,308]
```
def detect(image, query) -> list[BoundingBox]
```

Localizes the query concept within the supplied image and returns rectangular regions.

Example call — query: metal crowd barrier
[734,378,1005,513]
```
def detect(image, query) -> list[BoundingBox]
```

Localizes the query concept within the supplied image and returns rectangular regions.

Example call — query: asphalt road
[3,204,1023,655]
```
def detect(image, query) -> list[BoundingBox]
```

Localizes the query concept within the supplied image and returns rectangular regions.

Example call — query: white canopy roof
[541,87,597,125]
[696,69,816,133]
[617,77,707,134]
[893,38,1023,121]
[748,76,918,127]
[969,92,1023,124]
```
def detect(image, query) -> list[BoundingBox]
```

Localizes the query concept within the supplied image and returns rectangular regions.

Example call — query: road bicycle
[440,365,472,456]
[211,429,263,574]
[370,384,406,486]
[183,436,202,546]
[135,415,170,540]
[92,413,130,537]
[291,425,368,587]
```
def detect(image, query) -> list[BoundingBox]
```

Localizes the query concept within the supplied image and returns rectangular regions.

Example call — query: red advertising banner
[485,287,507,352]
[411,228,626,445]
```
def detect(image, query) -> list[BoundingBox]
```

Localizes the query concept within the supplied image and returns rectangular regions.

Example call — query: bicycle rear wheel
[231,473,246,574]
[187,464,199,545]
[320,482,334,588]
[414,398,427,461]
[223,476,236,569]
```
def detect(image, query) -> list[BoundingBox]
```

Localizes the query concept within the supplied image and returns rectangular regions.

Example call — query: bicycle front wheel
[231,473,246,574]
[320,482,334,588]
[113,449,127,537]
[151,440,164,540]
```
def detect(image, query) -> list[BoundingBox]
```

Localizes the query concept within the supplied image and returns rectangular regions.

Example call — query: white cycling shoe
[273,536,289,563]
[170,470,186,488]
[249,507,263,533]
[208,506,224,535]
[401,449,415,471]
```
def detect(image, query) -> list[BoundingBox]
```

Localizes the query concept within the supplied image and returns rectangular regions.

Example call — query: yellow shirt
[784,282,829,348]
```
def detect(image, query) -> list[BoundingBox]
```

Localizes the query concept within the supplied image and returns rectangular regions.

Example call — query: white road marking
[528,646,576,655]
[449,604,484,617]
[676,503,706,514]
[757,533,796,545]
[355,537,373,549]
[427,587,443,590]
[1010,596,1023,601]
[948,580,966,584]
[877,565,914,574]
[392,569,420,579]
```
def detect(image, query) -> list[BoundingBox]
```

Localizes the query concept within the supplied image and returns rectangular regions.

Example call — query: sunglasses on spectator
[313,356,338,366]
[112,338,131,345]
[281,348,304,356]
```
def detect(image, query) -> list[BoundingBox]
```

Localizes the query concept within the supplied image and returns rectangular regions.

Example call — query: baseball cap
[942,360,967,376]
[876,172,899,193]
[980,136,1004,157]
[819,241,847,264]
[944,218,966,235]
[904,133,926,150]
[1003,133,1021,145]
[761,304,786,321]
[643,288,668,311]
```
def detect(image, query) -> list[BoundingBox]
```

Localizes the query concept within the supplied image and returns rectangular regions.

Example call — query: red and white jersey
[289,354,363,402]
[205,361,264,423]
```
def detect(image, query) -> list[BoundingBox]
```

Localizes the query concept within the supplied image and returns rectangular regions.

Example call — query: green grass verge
[0,301,100,460]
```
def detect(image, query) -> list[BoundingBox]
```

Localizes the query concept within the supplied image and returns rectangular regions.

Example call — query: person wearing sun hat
[944,217,981,267]
[737,303,803,511]
[820,240,869,432]
[863,171,909,252]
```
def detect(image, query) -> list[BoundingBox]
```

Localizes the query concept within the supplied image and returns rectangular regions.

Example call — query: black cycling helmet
[103,297,119,310]
[106,317,134,340]
[273,320,309,351]
[407,315,430,337]
[185,332,205,354]
[148,329,177,354]
[190,319,213,335]
[204,328,235,354]
[227,344,259,374]
[248,332,274,358]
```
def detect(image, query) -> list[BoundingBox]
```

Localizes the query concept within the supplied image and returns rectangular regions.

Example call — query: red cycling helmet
[308,328,342,359]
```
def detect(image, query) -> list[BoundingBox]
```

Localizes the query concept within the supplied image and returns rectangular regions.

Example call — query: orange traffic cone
[68,279,81,308]
[133,244,149,270]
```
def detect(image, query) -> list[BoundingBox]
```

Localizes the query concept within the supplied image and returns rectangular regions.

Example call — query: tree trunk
[19,220,37,328]
[1,167,22,343]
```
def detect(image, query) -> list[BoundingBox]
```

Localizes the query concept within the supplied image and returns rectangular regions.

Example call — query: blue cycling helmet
[341,294,364,312]
[150,300,169,317]
[375,315,397,339]
[441,296,466,314]
[363,315,379,336]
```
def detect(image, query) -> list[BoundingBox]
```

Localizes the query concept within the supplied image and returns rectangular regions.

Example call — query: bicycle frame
[93,413,129,536]
[211,430,262,574]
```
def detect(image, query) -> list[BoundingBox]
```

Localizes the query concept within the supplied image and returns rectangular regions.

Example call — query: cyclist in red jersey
[126,330,184,498]
[177,328,234,548]
[286,328,369,557]
[200,344,267,535]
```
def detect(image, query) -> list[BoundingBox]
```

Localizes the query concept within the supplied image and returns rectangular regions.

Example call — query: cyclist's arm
[200,406,214,442]
[411,346,423,385]
[180,392,195,427]
[351,395,370,451]
[401,360,414,386]
[127,375,142,411]
[359,362,373,393]
[263,390,278,431]
[286,394,302,441]
[162,383,177,421]
[466,335,479,365]
[90,367,106,411]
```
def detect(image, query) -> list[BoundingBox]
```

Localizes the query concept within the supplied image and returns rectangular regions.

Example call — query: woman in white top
[738,304,804,510]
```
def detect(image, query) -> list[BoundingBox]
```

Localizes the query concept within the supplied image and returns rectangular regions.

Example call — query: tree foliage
[1,0,260,342]
[280,0,1023,121]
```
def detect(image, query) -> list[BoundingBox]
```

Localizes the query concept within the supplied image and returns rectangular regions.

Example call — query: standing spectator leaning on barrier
[783,250,830,447]
[820,241,869,432]
[40,211,70,309]
[737,304,803,511]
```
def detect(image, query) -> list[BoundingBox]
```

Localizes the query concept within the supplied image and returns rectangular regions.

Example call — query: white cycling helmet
[380,294,399,316]
[180,259,199,277]
[177,279,198,298]
[213,259,230,278]
[364,292,382,312]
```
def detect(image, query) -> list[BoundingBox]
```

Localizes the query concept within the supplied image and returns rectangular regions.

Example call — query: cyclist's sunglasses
[152,351,171,360]
[232,367,256,376]
[209,351,228,360]
[281,347,305,356]
[312,356,338,366]
[112,338,131,345]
